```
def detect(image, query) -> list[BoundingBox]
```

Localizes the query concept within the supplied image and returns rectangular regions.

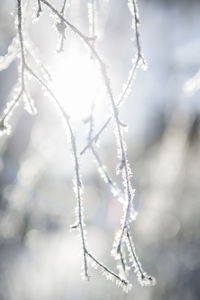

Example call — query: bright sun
[52,44,104,121]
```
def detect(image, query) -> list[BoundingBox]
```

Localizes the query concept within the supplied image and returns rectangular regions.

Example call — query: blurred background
[0,0,200,299]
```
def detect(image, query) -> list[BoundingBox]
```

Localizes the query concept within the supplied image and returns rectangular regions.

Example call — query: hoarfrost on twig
[0,0,155,291]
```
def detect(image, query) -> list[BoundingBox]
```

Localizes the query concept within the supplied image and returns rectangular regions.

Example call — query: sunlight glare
[52,46,103,121]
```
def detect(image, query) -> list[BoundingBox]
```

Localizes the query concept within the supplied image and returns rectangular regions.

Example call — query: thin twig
[57,0,68,52]
[24,64,89,279]
[80,0,145,156]
[61,0,67,14]
[0,0,27,125]
[37,0,42,17]
[86,111,152,284]
[0,0,154,289]
[0,0,29,130]
[126,229,155,286]
[11,6,85,263]
[25,2,133,279]
[66,118,89,279]
[40,0,136,264]
[86,250,129,287]
[88,0,96,49]
[126,229,144,278]
[80,117,111,156]
[26,65,133,285]
[87,114,113,186]
[0,89,23,131]
[87,113,129,277]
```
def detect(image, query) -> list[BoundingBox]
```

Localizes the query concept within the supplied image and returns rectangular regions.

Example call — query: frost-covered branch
[87,251,131,292]
[56,0,68,52]
[40,1,138,263]
[126,230,156,286]
[88,0,96,49]
[0,0,36,135]
[86,112,155,286]
[0,0,155,291]
[80,0,146,156]
[37,0,42,17]
[25,47,129,289]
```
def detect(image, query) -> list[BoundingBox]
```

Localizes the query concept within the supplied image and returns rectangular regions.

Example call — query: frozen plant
[0,0,155,292]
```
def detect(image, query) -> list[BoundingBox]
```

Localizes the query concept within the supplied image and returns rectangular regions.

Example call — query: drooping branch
[126,229,156,286]
[37,0,42,18]
[41,0,137,262]
[56,0,68,52]
[24,62,130,289]
[0,0,155,291]
[0,0,36,134]
[80,0,146,156]
[86,112,155,286]
[88,0,96,49]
